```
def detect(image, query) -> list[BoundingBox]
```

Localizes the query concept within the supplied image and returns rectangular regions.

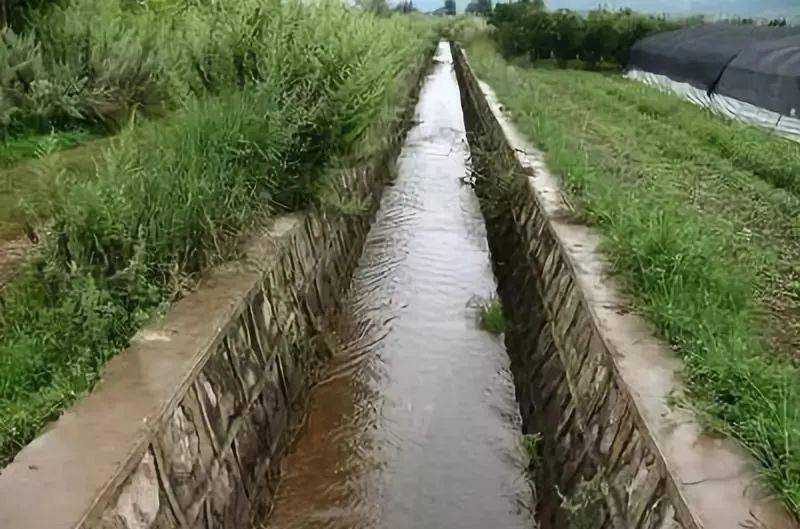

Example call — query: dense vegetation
[490,1,696,67]
[0,0,436,465]
[460,30,800,516]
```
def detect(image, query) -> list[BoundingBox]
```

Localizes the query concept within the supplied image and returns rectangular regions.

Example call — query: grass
[0,130,96,168]
[480,296,506,334]
[520,432,542,467]
[462,33,800,516]
[0,2,437,466]
[0,1,442,243]
[0,133,110,243]
[558,474,605,529]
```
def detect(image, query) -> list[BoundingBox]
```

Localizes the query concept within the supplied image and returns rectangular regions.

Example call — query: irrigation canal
[257,42,536,529]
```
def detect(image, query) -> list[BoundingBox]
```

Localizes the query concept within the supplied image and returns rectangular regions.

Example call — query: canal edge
[451,41,796,529]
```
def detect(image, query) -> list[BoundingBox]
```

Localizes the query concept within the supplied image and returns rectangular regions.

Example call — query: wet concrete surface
[260,42,535,529]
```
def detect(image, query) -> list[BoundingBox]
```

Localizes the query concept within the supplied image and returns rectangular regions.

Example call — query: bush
[4,0,441,137]
[0,0,180,135]
[0,0,64,32]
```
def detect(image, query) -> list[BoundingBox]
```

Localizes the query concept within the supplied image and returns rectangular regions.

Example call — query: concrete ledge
[0,205,364,529]
[452,43,796,529]
[0,55,430,529]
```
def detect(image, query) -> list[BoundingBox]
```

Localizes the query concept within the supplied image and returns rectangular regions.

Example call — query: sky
[404,0,800,17]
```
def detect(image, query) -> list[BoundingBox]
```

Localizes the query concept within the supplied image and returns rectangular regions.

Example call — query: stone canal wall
[452,43,796,529]
[0,59,428,529]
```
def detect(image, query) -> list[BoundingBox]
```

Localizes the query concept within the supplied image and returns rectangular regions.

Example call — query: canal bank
[452,42,795,529]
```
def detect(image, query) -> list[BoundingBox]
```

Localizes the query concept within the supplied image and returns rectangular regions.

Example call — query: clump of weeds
[479,295,506,334]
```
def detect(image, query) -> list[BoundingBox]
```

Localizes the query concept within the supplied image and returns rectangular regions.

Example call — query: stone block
[262,355,289,454]
[205,450,251,529]
[96,449,179,529]
[153,388,215,524]
[194,344,246,451]
[226,321,263,404]
[233,402,270,498]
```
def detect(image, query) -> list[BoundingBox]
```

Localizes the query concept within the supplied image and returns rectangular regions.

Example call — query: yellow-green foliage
[1,0,435,136]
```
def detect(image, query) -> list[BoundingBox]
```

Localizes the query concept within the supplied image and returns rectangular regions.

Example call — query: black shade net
[629,23,800,116]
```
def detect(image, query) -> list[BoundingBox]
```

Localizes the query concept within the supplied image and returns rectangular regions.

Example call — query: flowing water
[259,42,535,529]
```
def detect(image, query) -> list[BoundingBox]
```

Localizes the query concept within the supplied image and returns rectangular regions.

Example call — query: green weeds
[558,474,605,529]
[520,432,542,467]
[480,296,506,334]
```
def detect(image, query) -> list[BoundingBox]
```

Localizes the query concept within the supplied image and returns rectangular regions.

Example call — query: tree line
[490,0,697,68]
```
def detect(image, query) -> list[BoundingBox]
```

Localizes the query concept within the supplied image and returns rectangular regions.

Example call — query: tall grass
[463,34,800,516]
[0,0,436,465]
[3,0,437,136]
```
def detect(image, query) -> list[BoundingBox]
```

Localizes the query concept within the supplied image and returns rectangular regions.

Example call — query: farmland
[461,29,800,514]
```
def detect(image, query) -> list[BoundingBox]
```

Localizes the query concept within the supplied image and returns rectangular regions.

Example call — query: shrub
[0,0,178,135]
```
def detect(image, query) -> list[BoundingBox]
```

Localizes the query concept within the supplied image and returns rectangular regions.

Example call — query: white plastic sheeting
[625,68,800,142]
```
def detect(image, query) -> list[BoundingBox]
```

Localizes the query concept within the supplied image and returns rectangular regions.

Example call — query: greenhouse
[627,23,800,138]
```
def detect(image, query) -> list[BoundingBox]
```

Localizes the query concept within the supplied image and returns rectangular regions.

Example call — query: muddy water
[260,42,534,529]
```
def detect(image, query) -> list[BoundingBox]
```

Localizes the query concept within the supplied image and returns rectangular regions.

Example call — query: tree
[550,9,585,67]
[527,7,556,60]
[356,0,391,15]
[612,10,661,65]
[465,0,491,16]
[394,0,417,12]
[518,0,546,8]
[582,9,619,68]
[491,1,549,59]
[444,0,456,16]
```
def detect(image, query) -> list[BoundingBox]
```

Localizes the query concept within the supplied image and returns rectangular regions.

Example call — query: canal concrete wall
[0,58,429,529]
[451,43,796,529]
